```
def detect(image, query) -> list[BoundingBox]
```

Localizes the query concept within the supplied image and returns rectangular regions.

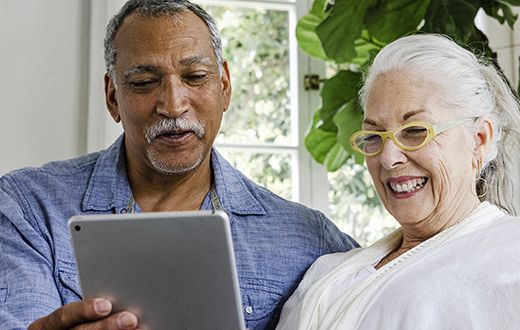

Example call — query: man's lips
[154,130,195,143]
[157,130,191,137]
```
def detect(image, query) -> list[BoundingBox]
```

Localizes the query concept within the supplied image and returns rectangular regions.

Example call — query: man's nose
[156,77,189,118]
[379,137,407,170]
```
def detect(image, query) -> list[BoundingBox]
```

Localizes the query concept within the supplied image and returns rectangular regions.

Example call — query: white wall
[0,0,91,175]
[476,9,520,89]
[86,0,125,154]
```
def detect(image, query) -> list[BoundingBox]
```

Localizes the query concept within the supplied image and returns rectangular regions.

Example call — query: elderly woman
[276,34,520,329]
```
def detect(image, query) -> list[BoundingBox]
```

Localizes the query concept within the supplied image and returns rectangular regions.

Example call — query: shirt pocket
[56,260,82,303]
[240,277,284,323]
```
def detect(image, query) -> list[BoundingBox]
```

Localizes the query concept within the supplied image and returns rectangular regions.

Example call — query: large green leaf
[305,111,339,163]
[423,0,480,42]
[296,0,329,59]
[365,0,431,42]
[305,110,353,171]
[333,101,364,164]
[499,0,520,5]
[351,30,384,66]
[324,143,351,171]
[319,70,362,132]
[316,0,378,63]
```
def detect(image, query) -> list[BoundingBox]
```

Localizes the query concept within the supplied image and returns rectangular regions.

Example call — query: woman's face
[363,71,479,229]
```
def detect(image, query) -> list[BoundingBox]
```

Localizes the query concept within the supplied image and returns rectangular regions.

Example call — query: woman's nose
[379,138,407,170]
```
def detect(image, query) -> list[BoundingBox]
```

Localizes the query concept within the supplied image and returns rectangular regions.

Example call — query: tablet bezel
[68,210,246,330]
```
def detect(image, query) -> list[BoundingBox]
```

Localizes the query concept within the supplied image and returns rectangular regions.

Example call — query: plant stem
[360,35,385,48]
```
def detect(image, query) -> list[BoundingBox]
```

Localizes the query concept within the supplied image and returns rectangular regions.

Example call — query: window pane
[216,148,293,200]
[204,5,292,145]
[328,160,398,246]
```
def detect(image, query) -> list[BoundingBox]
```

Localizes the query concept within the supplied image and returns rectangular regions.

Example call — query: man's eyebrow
[122,65,158,80]
[179,55,213,67]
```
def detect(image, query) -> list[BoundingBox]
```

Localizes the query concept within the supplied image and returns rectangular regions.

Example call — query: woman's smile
[387,176,428,199]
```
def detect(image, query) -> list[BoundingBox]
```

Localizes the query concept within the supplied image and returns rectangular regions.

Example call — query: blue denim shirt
[0,135,358,330]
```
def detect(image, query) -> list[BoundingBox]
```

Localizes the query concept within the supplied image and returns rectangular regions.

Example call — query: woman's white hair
[360,34,520,215]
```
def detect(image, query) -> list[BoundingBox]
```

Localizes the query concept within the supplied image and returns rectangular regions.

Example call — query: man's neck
[127,157,213,212]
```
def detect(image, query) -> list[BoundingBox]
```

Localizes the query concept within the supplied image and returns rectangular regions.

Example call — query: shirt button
[244,306,253,315]
[120,208,128,214]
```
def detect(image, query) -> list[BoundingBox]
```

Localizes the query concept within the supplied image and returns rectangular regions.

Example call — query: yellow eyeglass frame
[350,117,477,157]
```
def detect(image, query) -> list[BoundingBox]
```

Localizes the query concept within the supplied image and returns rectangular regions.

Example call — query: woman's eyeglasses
[350,117,477,157]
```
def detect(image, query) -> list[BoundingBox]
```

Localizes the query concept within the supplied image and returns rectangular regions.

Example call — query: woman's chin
[385,198,433,227]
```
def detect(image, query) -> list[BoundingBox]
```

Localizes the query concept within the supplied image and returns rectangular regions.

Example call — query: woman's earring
[475,159,488,198]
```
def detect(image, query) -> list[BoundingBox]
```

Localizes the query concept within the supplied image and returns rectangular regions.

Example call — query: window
[200,1,300,201]
[328,160,396,246]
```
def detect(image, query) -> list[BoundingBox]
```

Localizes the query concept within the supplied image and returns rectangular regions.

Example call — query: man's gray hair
[104,0,224,80]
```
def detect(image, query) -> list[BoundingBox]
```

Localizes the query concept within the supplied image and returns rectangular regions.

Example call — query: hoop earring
[475,159,488,198]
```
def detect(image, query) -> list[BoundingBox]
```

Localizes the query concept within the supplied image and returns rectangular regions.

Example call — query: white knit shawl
[277,202,520,330]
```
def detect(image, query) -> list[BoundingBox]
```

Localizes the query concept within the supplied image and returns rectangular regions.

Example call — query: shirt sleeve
[0,178,62,329]
[315,210,360,254]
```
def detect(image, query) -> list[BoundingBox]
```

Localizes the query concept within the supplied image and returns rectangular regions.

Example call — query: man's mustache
[144,118,205,143]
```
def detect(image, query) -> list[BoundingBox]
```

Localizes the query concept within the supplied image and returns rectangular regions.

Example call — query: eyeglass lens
[356,124,430,153]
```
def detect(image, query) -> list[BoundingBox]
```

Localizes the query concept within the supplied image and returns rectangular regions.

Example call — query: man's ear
[104,73,121,123]
[473,117,494,167]
[220,61,232,113]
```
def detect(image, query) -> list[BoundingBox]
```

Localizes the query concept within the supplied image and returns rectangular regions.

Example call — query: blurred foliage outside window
[205,4,295,201]
[207,5,292,145]
[329,160,397,246]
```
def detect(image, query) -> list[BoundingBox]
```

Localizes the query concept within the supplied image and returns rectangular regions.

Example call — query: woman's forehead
[363,72,447,125]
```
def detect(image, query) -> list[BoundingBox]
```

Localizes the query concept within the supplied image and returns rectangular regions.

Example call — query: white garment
[277,202,520,330]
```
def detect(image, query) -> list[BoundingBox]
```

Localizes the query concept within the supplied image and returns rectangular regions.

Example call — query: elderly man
[0,1,357,329]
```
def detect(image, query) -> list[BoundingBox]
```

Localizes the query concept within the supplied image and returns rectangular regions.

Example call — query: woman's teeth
[389,178,427,193]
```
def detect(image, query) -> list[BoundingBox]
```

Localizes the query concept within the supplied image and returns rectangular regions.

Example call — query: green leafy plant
[298,0,520,171]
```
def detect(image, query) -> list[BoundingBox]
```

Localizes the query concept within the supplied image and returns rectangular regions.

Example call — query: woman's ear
[473,117,494,167]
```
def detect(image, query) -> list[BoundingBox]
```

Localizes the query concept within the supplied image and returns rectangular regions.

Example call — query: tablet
[69,210,246,330]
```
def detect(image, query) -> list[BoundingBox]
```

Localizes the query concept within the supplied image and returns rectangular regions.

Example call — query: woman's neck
[376,198,482,269]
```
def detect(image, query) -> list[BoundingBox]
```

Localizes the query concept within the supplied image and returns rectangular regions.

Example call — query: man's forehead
[113,11,215,69]
[114,11,211,47]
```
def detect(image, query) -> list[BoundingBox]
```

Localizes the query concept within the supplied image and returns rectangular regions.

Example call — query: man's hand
[28,298,139,330]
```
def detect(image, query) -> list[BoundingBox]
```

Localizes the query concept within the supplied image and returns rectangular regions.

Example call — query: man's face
[105,11,231,176]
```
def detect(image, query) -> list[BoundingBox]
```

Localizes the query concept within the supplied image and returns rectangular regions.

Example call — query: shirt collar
[82,135,132,213]
[210,148,266,216]
[82,135,266,216]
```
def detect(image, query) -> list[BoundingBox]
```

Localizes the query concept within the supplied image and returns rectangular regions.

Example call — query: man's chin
[147,153,204,176]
